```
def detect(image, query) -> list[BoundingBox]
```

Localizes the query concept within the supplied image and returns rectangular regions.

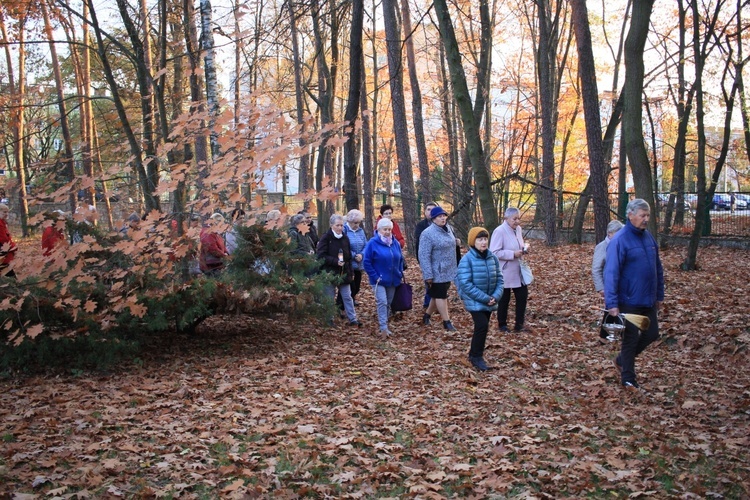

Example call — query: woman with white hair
[489,207,530,333]
[341,209,367,307]
[200,213,228,275]
[363,217,405,337]
[592,220,625,295]
[317,214,361,327]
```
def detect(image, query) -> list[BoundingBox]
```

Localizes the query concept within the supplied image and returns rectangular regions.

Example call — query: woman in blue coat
[363,218,405,337]
[457,227,504,371]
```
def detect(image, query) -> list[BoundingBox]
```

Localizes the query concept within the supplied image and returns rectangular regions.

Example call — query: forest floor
[1,243,749,498]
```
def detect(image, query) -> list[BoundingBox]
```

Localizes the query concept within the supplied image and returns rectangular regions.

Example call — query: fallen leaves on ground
[1,243,749,498]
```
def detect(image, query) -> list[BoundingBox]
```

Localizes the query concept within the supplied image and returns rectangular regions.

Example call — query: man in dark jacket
[414,202,436,308]
[604,198,665,391]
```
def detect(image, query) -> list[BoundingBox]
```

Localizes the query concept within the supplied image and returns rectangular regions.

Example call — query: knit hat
[429,206,448,219]
[467,227,489,248]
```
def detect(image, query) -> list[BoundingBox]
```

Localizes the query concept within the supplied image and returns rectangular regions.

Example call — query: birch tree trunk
[200,0,221,160]
[360,59,374,237]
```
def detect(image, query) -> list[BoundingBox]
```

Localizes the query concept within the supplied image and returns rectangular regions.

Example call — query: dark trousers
[469,311,492,358]
[615,305,660,384]
[337,270,362,308]
[498,285,528,329]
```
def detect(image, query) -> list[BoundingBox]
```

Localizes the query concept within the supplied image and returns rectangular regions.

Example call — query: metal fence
[268,190,750,239]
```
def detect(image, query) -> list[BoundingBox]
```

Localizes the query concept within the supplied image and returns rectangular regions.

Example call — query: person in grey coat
[592,220,624,341]
[592,220,625,296]
[418,206,458,331]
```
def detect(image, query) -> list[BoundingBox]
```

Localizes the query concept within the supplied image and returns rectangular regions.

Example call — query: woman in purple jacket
[489,207,530,333]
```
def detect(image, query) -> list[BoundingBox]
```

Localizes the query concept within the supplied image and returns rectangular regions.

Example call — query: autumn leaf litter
[1,244,749,497]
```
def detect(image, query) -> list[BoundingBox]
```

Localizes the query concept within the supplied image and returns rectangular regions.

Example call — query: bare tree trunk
[1,12,30,236]
[42,0,78,214]
[432,0,498,231]
[622,0,655,234]
[401,0,430,204]
[663,0,690,232]
[570,93,623,242]
[370,0,380,200]
[534,0,559,245]
[63,2,98,216]
[288,1,310,201]
[311,0,335,231]
[88,0,159,212]
[382,0,417,252]
[343,0,364,211]
[571,0,608,242]
[233,0,242,126]
[734,0,750,165]
[182,0,208,186]
[438,42,459,206]
[685,0,735,270]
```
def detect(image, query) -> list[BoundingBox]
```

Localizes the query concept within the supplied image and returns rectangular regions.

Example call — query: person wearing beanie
[489,207,530,332]
[457,227,504,371]
[414,202,437,308]
[418,205,459,331]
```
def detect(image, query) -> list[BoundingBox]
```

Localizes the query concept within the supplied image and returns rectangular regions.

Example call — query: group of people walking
[290,202,534,373]
[307,197,663,389]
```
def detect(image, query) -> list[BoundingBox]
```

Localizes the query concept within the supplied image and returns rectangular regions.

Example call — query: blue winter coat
[604,221,664,309]
[457,247,504,312]
[362,235,404,287]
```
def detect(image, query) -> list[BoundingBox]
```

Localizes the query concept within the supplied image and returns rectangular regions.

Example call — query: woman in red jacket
[200,213,228,276]
[42,210,67,257]
[374,204,405,249]
[0,203,18,277]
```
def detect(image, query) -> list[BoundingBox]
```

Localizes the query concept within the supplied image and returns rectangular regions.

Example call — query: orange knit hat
[467,227,489,248]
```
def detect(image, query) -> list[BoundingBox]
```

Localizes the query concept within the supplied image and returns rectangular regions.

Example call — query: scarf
[379,234,393,246]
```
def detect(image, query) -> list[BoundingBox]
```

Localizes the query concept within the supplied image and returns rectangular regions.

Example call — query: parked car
[732,193,749,210]
[710,193,732,210]
[657,194,690,211]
